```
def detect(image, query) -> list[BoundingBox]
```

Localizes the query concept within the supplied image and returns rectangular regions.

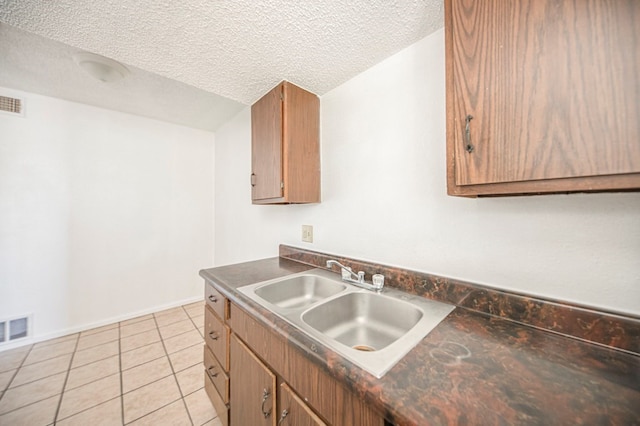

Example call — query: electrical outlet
[301,225,313,243]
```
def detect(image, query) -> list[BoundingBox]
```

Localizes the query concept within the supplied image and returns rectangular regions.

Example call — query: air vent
[0,95,24,116]
[0,315,32,344]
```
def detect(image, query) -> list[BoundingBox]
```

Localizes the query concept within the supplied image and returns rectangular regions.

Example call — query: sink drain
[352,344,376,352]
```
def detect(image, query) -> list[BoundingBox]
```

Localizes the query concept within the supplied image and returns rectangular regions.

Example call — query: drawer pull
[278,409,289,425]
[208,294,218,303]
[209,331,219,341]
[464,114,474,153]
[261,388,272,418]
[207,365,218,378]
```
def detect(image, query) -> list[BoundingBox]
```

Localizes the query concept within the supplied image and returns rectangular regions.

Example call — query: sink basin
[301,292,422,351]
[238,269,455,378]
[254,274,346,309]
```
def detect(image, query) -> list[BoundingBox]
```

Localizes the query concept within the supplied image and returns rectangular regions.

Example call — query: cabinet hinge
[280,181,284,189]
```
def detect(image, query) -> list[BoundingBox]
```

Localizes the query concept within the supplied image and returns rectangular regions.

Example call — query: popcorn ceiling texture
[0,0,443,105]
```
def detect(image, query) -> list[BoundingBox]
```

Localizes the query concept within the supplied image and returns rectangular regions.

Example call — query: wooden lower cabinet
[230,334,277,426]
[277,382,326,426]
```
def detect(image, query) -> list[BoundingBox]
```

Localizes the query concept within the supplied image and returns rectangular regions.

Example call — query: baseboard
[0,295,203,353]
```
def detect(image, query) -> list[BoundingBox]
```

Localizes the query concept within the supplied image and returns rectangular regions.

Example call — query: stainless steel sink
[255,274,346,309]
[301,292,423,352]
[238,269,454,378]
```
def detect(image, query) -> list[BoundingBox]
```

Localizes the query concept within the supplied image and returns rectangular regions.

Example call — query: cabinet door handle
[464,114,474,153]
[207,365,218,378]
[208,294,218,303]
[261,388,272,418]
[278,409,289,425]
[209,331,219,341]
[251,173,257,187]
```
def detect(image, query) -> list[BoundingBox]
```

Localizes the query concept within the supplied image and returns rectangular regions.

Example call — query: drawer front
[205,283,228,321]
[204,370,229,426]
[204,345,229,404]
[205,305,230,371]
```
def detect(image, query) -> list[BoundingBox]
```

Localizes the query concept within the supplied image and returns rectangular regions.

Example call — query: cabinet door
[446,0,640,195]
[277,382,326,426]
[252,83,283,201]
[230,334,277,426]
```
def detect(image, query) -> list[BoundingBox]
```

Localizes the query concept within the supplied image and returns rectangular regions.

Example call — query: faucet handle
[372,274,385,289]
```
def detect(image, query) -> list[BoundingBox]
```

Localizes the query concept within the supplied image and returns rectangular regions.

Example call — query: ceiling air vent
[0,94,25,116]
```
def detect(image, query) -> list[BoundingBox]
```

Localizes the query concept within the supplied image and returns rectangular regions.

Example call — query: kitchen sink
[238,269,455,378]
[254,274,346,309]
[301,292,423,351]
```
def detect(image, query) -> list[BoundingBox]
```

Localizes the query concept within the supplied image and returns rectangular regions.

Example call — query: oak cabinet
[203,294,230,426]
[277,382,327,426]
[445,0,640,196]
[251,81,320,204]
[230,334,277,426]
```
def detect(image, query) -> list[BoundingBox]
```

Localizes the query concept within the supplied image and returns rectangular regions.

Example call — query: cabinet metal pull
[207,365,218,378]
[261,388,272,418]
[464,114,474,153]
[278,409,289,425]
[251,173,257,187]
[208,294,218,303]
[209,331,219,341]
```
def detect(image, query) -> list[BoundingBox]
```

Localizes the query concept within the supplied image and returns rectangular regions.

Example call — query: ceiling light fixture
[73,52,130,83]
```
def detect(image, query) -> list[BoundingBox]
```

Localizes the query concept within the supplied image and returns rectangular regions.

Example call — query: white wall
[214,29,640,316]
[0,88,214,347]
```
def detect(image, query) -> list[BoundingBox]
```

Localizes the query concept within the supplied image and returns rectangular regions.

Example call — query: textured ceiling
[0,0,443,130]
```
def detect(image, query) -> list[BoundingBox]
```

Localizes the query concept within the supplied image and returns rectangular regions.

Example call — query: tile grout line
[119,320,125,426]
[52,334,80,425]
[0,343,35,400]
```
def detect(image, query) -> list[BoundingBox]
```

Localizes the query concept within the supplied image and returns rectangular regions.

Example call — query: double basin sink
[238,269,455,378]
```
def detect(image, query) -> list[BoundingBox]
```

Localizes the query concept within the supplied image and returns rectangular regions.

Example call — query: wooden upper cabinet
[251,81,320,204]
[445,0,640,196]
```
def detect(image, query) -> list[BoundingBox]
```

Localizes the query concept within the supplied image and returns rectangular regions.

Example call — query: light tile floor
[0,301,221,426]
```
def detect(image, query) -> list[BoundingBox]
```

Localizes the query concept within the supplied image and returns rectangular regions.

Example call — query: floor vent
[0,315,31,344]
[0,94,25,116]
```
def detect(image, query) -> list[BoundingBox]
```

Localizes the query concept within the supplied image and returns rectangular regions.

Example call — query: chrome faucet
[326,260,385,292]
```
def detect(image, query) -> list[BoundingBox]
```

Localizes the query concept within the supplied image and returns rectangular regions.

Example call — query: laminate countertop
[200,257,640,425]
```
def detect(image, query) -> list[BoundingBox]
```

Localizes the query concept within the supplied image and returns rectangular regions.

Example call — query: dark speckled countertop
[200,255,640,425]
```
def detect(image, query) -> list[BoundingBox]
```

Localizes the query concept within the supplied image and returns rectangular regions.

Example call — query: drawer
[204,345,229,404]
[205,305,230,371]
[205,283,228,321]
[204,370,229,426]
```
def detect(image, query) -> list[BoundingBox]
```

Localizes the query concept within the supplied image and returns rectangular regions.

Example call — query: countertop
[200,257,640,425]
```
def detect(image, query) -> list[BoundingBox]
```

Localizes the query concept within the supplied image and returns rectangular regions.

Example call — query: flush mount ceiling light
[73,52,129,83]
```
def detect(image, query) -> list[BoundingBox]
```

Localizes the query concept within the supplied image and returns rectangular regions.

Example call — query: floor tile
[120,314,153,327]
[76,328,119,351]
[23,340,75,366]
[155,310,190,327]
[203,418,223,426]
[56,397,122,426]
[0,372,66,415]
[0,345,32,373]
[120,319,156,338]
[176,364,204,396]
[122,356,172,394]
[184,388,217,425]
[184,303,204,318]
[0,369,16,391]
[169,344,203,373]
[190,314,205,328]
[72,340,119,368]
[0,394,59,426]
[121,329,160,353]
[33,333,78,348]
[198,326,205,337]
[80,323,118,337]
[57,373,121,420]
[154,306,185,318]
[163,330,203,354]
[121,342,165,371]
[123,375,181,424]
[128,399,191,426]
[10,353,72,388]
[65,355,120,391]
[159,319,197,340]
